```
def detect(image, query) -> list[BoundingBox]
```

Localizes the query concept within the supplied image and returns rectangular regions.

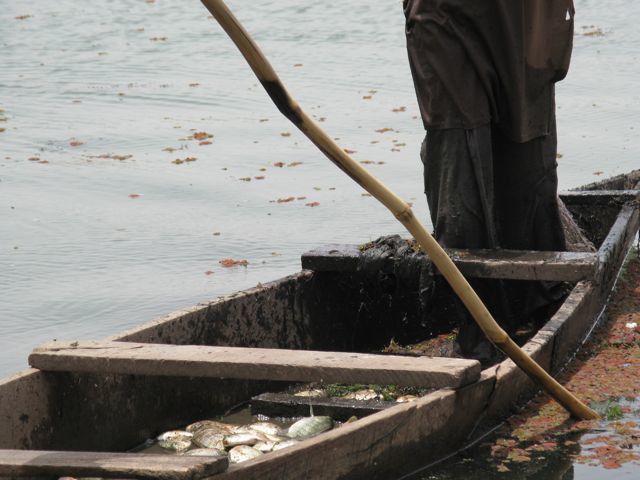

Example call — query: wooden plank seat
[29,341,481,389]
[301,244,598,281]
[0,449,228,479]
[558,189,640,205]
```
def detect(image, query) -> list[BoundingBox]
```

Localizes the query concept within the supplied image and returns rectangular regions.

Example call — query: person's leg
[493,116,568,325]
[422,126,498,249]
[421,126,511,362]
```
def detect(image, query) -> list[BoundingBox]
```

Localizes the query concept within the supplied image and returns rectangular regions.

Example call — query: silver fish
[272,439,299,451]
[156,430,193,452]
[192,429,225,450]
[185,420,235,435]
[228,445,263,463]
[223,432,266,448]
[248,422,282,436]
[287,416,333,439]
[294,389,325,398]
[253,440,277,453]
[183,448,226,457]
[343,389,380,401]
[396,395,419,403]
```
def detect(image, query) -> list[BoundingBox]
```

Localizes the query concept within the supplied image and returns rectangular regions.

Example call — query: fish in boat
[0,170,639,480]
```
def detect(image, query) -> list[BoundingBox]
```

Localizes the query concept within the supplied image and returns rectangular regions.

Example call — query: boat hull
[1,172,639,479]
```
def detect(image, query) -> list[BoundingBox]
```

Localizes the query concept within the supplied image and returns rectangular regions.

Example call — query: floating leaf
[87,153,132,161]
[238,177,251,182]
[254,176,265,180]
[273,161,285,168]
[280,132,291,137]
[275,196,295,203]
[375,127,393,133]
[344,148,357,154]
[306,202,320,207]
[204,270,215,276]
[15,14,32,20]
[392,106,406,112]
[128,193,142,198]
[172,156,197,165]
[288,161,303,167]
[69,139,84,147]
[189,83,200,87]
[219,259,248,267]
[192,131,213,141]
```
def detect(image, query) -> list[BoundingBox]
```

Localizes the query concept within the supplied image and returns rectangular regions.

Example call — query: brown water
[1,1,639,475]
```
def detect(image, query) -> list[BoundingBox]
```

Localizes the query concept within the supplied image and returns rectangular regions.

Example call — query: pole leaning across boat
[198,0,598,420]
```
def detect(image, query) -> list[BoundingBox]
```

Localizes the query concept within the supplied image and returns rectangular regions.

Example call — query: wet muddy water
[1,0,639,476]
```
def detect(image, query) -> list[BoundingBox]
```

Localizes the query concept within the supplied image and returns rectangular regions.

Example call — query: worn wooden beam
[29,341,481,389]
[0,450,228,479]
[445,249,598,281]
[301,244,598,281]
[559,190,639,206]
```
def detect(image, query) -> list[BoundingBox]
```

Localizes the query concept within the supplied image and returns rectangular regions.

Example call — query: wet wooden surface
[29,341,481,388]
[302,244,598,281]
[0,449,228,479]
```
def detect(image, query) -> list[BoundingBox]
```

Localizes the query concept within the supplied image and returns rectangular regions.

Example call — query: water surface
[1,2,639,472]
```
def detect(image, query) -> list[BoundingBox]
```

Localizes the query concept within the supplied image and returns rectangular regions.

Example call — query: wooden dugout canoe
[1,170,639,480]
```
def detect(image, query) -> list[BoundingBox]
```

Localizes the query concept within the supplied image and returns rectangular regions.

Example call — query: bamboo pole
[199,0,598,420]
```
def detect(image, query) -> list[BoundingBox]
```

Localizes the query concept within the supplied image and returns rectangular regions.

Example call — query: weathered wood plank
[29,341,481,389]
[445,249,598,281]
[0,449,228,479]
[302,244,598,281]
[559,189,639,205]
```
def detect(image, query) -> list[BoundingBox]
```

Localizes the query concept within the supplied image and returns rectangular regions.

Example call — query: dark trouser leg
[421,126,513,360]
[422,126,498,249]
[493,118,567,322]
[421,123,567,360]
